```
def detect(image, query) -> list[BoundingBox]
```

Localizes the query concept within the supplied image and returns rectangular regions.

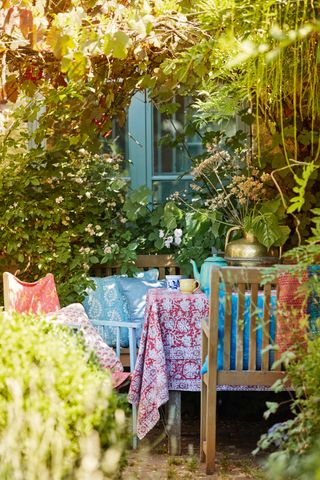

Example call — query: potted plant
[186,140,290,265]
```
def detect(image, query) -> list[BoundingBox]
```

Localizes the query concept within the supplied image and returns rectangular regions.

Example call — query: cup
[166,275,182,292]
[180,278,200,294]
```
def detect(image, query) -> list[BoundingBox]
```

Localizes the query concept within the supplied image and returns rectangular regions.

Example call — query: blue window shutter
[127,92,153,191]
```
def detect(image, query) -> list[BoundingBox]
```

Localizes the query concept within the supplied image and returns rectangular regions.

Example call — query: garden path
[123,414,267,479]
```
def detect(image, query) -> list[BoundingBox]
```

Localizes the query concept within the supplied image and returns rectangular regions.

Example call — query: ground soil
[123,391,292,480]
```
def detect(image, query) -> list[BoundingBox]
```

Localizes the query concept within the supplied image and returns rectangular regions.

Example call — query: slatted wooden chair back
[201,266,284,474]
[92,254,180,279]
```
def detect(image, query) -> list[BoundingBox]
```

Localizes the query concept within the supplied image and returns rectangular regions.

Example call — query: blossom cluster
[159,228,183,248]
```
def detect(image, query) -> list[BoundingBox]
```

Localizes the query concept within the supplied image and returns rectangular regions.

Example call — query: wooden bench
[200,266,285,474]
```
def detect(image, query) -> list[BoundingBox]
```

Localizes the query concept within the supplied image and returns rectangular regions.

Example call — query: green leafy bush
[257,238,320,479]
[124,191,220,275]
[259,332,320,480]
[0,105,139,305]
[0,312,127,479]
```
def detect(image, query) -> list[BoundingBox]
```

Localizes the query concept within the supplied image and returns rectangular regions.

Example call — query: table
[128,288,208,446]
[128,287,276,450]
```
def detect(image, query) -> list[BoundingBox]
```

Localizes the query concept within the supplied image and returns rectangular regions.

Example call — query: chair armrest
[90,319,141,329]
[89,319,140,371]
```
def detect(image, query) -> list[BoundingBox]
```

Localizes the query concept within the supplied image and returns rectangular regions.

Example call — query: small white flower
[174,228,183,238]
[55,196,64,204]
[104,246,112,254]
[174,237,182,246]
[159,230,165,238]
[85,191,92,198]
[95,225,101,231]
[120,217,127,224]
[85,224,95,236]
[79,246,91,255]
[164,236,173,248]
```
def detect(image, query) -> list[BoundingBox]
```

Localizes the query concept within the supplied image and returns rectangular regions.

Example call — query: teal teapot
[190,255,227,294]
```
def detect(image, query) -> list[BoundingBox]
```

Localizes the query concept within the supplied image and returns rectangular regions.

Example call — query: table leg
[132,405,139,449]
[167,390,181,455]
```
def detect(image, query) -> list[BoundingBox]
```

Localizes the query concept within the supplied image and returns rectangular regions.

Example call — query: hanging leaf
[163,201,183,231]
[272,225,291,247]
[287,162,318,214]
[123,186,150,221]
[19,8,33,40]
[185,212,210,237]
[251,212,282,249]
[112,31,131,59]
[0,76,19,103]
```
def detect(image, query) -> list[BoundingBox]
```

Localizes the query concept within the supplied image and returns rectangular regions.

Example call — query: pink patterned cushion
[276,272,308,354]
[46,303,123,373]
[4,272,60,314]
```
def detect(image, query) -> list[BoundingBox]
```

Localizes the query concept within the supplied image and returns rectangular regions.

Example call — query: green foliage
[257,219,320,479]
[244,209,290,250]
[287,163,318,214]
[0,312,127,479]
[124,186,150,221]
[0,0,198,128]
[0,105,138,305]
[259,333,320,480]
[153,0,320,243]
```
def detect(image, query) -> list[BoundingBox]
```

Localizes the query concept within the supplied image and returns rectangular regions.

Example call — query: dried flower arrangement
[188,142,290,249]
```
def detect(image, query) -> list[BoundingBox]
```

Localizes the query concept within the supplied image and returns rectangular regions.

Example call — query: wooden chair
[200,266,285,474]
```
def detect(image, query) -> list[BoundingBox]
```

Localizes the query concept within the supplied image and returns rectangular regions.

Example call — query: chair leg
[132,405,139,449]
[205,383,217,474]
[167,390,181,455]
[200,381,207,463]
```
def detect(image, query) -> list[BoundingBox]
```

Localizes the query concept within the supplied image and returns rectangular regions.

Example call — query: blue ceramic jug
[190,255,227,294]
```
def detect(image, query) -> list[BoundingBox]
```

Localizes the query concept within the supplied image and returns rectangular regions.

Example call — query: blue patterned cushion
[117,277,166,343]
[201,288,276,374]
[134,268,159,281]
[82,277,131,348]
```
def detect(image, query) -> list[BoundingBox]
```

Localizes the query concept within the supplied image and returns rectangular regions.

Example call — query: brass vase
[224,227,279,267]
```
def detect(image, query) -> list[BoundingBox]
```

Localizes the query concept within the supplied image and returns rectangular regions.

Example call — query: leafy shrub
[0,312,128,479]
[258,333,320,480]
[125,194,218,275]
[0,108,140,305]
[258,241,320,479]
